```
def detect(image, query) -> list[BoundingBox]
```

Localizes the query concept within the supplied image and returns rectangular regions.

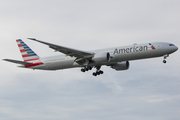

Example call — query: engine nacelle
[111,61,130,71]
[92,52,110,64]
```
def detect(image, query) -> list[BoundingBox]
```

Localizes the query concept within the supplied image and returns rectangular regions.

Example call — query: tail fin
[16,39,41,63]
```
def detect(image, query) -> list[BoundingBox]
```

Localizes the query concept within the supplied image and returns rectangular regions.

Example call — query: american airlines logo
[114,43,155,54]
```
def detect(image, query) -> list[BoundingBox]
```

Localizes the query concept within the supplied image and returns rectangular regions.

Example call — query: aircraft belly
[45,59,75,70]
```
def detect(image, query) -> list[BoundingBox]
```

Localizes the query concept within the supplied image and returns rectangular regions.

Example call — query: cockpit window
[169,44,175,46]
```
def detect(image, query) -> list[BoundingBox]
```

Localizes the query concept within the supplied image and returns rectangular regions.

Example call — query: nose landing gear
[163,54,169,64]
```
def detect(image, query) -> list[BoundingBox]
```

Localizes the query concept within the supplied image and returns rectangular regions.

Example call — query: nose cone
[174,46,178,52]
[168,44,178,54]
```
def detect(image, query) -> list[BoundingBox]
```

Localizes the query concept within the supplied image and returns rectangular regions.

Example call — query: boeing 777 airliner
[3,38,178,76]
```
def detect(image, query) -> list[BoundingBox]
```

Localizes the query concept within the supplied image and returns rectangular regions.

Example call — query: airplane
[3,38,178,76]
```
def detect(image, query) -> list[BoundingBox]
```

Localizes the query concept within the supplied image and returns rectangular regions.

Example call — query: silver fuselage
[21,42,178,70]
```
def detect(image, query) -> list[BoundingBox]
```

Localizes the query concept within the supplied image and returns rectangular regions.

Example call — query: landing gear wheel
[93,72,97,76]
[163,60,167,64]
[96,71,100,75]
[99,70,104,74]
[89,67,92,70]
[81,68,85,72]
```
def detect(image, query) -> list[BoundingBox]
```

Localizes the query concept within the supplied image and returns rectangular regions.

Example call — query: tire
[100,71,104,74]
[93,72,97,76]
[163,60,167,63]
[81,68,85,72]
[96,71,100,75]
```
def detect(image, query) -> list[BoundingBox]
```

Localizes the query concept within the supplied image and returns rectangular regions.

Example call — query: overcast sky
[0,0,180,120]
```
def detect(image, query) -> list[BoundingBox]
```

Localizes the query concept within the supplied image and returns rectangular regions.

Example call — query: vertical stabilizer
[16,39,41,63]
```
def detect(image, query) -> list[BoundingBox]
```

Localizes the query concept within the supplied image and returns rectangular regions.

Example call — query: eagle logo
[149,43,155,49]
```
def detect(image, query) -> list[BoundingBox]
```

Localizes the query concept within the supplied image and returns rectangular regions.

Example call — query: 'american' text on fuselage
[114,45,148,54]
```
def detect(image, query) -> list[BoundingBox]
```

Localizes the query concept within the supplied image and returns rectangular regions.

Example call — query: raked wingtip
[27,38,36,40]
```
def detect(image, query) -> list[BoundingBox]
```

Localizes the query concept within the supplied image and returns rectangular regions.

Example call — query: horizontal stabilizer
[3,59,32,65]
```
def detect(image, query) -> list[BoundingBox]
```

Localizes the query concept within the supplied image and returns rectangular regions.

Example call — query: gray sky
[0,0,180,120]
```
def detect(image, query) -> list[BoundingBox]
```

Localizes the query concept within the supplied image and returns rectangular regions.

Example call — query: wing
[28,38,94,58]
[3,59,32,65]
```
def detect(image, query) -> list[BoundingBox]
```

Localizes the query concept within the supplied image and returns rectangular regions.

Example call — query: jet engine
[111,61,130,71]
[92,52,111,64]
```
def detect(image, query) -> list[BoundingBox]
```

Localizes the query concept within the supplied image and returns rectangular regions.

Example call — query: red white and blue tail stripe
[16,39,40,62]
[16,39,43,68]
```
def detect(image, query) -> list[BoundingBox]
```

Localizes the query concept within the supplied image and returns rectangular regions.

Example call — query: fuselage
[22,42,178,70]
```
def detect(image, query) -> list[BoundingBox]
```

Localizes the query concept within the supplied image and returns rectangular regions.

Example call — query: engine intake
[92,52,110,64]
[111,61,130,71]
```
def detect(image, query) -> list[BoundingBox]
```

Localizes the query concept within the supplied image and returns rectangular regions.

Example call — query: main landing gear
[92,70,103,76]
[92,66,103,76]
[81,66,92,72]
[81,66,104,76]
[163,54,169,64]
